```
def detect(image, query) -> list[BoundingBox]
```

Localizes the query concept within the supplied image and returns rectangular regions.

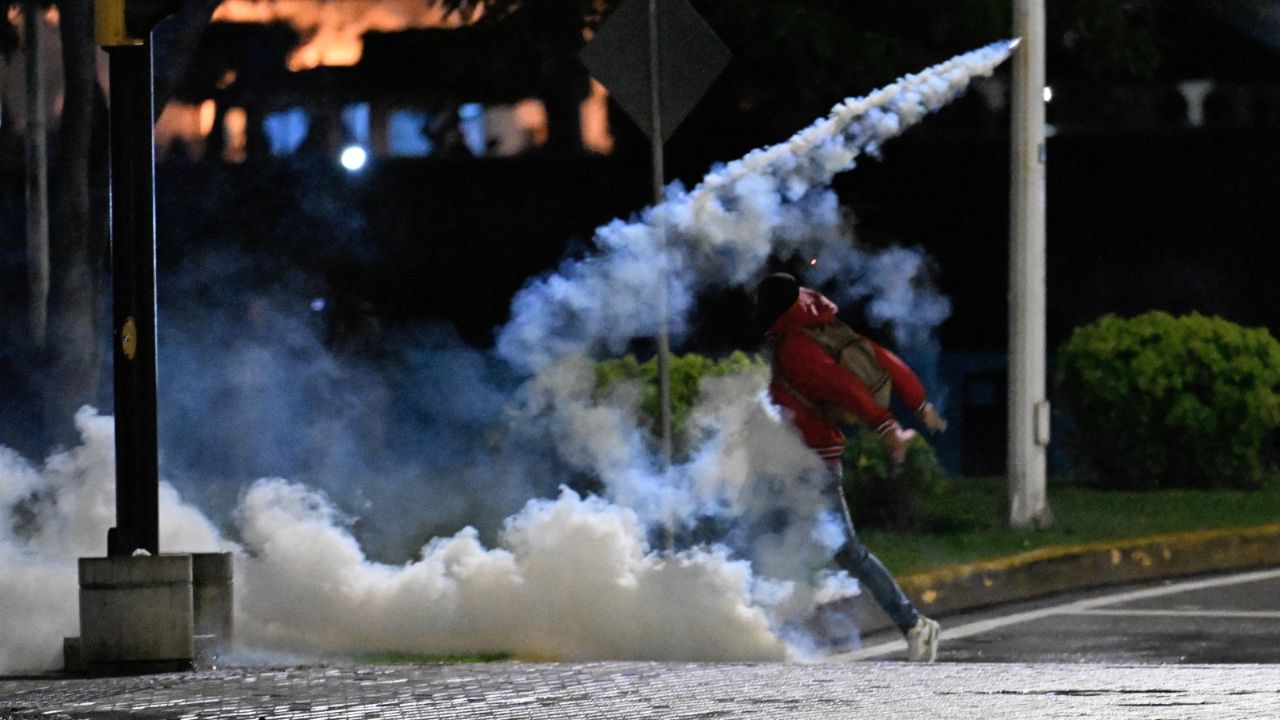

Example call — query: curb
[902,523,1280,616]
[846,523,1280,634]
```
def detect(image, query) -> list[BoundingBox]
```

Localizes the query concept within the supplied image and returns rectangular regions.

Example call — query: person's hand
[919,402,948,433]
[879,421,918,465]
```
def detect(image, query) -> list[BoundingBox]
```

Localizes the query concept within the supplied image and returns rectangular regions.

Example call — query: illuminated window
[459,103,486,157]
[264,108,310,156]
[223,107,248,163]
[387,110,433,157]
[342,102,372,147]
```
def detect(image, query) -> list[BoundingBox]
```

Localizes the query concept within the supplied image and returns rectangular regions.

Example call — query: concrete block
[78,555,194,670]
[62,637,83,674]
[192,552,234,647]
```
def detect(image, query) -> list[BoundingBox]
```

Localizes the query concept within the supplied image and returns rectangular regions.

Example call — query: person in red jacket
[756,272,946,661]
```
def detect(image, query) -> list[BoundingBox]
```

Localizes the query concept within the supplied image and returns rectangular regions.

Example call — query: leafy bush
[841,431,951,532]
[595,351,766,455]
[1056,312,1280,490]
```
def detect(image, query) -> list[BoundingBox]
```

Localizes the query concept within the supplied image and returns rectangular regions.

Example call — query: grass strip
[862,475,1280,575]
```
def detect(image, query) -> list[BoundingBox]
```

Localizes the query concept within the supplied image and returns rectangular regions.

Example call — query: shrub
[841,431,951,532]
[595,351,766,455]
[1056,312,1280,490]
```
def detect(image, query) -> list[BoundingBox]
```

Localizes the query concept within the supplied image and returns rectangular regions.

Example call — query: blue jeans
[824,460,920,634]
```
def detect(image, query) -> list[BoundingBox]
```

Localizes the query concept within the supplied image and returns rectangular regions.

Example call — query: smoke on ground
[0,42,1013,672]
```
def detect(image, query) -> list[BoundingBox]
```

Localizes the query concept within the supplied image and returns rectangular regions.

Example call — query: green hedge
[1056,312,1280,490]
[842,431,951,532]
[595,351,765,456]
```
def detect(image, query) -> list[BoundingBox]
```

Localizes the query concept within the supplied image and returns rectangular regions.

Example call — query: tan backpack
[772,318,891,426]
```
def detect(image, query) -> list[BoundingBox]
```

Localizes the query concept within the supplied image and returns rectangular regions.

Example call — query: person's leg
[823,459,940,660]
[829,471,921,632]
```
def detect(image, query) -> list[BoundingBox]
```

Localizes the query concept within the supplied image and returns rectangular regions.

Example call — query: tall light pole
[97,0,180,557]
[1009,0,1053,529]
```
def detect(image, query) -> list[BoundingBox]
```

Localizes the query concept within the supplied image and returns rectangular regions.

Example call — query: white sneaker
[906,616,940,662]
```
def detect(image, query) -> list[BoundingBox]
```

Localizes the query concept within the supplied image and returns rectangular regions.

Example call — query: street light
[340,145,368,172]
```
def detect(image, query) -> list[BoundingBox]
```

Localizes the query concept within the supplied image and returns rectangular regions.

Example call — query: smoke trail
[497,40,1014,370]
[0,42,1013,671]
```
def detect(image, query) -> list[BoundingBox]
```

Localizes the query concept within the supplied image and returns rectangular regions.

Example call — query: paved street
[842,566,1280,664]
[2,569,1278,719]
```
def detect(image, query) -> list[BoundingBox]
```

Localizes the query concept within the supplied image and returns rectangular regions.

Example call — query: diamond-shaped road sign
[580,0,731,143]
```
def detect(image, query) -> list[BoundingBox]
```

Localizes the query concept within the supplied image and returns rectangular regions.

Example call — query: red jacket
[768,288,927,459]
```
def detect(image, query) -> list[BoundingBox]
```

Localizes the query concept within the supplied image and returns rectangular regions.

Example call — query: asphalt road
[839,566,1280,664]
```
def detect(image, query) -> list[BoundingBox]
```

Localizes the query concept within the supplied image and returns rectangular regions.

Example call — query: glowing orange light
[211,0,483,71]
[199,100,217,136]
[44,5,59,25]
[156,101,216,160]
[581,79,614,155]
[223,106,248,163]
[514,99,549,146]
[217,70,238,90]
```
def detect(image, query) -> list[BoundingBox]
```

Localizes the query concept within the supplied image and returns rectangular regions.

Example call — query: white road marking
[829,566,1280,661]
[1069,608,1280,619]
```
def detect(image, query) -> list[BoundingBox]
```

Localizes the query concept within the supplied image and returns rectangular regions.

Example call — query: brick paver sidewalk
[3,661,1280,719]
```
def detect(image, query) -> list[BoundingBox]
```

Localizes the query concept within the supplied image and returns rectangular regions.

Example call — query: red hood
[769,287,838,334]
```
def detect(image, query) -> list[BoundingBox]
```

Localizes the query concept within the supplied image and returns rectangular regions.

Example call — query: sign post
[581,0,730,463]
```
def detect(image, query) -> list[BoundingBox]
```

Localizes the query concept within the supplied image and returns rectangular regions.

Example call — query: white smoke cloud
[235,479,788,661]
[0,42,1013,671]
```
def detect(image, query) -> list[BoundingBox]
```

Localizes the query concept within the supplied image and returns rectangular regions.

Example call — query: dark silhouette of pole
[105,41,160,558]
[98,0,180,557]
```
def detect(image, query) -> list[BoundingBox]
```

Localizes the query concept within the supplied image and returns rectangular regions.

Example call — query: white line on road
[1068,608,1280,619]
[829,566,1280,661]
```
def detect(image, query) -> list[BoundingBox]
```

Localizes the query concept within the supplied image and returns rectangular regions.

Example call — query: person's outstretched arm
[871,342,947,433]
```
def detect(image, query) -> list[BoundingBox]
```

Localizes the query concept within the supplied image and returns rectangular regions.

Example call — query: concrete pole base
[71,552,234,675]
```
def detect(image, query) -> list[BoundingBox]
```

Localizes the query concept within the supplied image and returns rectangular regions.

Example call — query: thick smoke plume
[0,42,1013,672]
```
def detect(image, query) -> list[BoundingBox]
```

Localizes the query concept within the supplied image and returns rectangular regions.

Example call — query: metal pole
[23,0,49,348]
[1009,0,1052,529]
[648,0,673,464]
[106,42,161,557]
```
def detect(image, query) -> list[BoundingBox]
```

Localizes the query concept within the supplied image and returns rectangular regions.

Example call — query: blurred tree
[152,0,228,108]
[43,0,102,447]
[1,0,225,449]
[18,0,50,351]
